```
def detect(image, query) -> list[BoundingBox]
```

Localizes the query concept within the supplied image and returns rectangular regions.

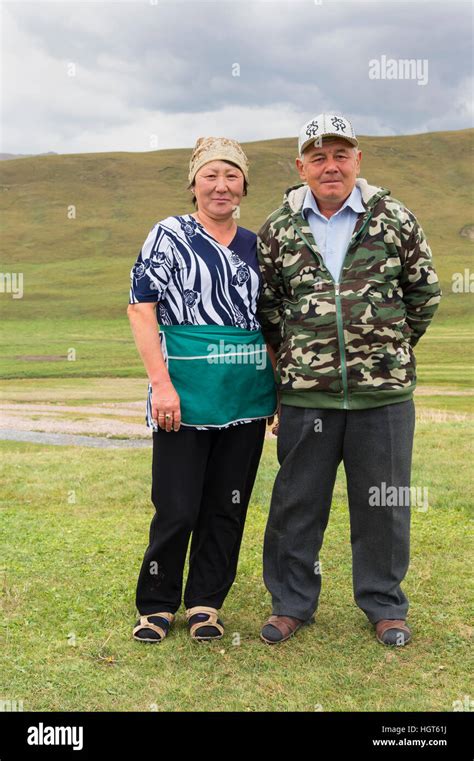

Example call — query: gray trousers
[263,400,415,623]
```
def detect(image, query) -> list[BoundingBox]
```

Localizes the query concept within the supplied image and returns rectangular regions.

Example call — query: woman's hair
[188,160,248,208]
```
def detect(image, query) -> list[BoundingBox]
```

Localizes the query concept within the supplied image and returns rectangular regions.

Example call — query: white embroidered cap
[298,114,358,155]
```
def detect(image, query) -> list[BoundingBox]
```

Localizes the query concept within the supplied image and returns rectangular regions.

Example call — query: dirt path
[415,387,473,396]
[0,389,470,447]
[0,402,148,438]
[0,429,151,448]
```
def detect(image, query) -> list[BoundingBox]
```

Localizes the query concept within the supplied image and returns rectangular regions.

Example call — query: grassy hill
[2,133,472,714]
[1,129,473,387]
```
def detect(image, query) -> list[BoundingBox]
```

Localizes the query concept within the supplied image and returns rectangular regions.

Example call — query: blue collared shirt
[301,184,365,283]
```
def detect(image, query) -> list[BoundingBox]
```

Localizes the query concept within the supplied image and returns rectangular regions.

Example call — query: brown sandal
[375,619,411,646]
[133,611,175,643]
[185,606,224,641]
[260,615,314,644]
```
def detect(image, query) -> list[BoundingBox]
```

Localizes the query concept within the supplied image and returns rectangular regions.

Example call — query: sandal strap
[133,612,175,639]
[185,606,224,637]
[185,605,219,621]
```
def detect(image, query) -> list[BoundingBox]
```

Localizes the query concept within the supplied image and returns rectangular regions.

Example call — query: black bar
[0,711,470,759]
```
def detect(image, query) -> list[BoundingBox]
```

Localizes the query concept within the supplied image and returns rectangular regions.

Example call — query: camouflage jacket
[257,178,441,410]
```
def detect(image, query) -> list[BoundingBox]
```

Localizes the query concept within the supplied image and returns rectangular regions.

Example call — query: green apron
[160,324,277,427]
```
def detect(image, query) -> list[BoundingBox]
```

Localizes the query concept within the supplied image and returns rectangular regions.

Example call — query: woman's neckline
[187,213,239,249]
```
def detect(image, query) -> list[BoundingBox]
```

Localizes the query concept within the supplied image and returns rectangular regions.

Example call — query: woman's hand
[151,380,181,432]
[268,399,281,436]
[265,346,280,435]
[271,415,279,436]
[127,305,180,431]
[271,410,280,436]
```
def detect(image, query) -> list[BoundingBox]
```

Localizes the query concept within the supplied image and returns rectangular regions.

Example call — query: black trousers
[136,419,266,615]
[263,401,416,623]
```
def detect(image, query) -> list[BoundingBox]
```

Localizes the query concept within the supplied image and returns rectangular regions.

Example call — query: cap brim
[300,134,358,154]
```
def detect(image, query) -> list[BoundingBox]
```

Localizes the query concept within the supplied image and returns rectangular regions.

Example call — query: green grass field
[0,131,473,712]
[0,418,472,713]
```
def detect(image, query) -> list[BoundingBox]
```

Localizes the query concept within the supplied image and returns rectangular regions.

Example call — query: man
[257,113,441,646]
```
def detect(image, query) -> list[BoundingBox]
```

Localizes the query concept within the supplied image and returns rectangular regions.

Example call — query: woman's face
[193,160,244,219]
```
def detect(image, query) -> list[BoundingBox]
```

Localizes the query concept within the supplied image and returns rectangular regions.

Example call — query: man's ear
[355,150,362,176]
[295,156,306,181]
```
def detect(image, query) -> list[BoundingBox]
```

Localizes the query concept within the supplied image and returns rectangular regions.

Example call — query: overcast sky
[1,0,472,155]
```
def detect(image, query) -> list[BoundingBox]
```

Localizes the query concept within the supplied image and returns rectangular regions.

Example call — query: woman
[127,136,276,643]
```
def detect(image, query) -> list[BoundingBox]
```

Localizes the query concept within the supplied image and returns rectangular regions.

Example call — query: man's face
[295,139,361,207]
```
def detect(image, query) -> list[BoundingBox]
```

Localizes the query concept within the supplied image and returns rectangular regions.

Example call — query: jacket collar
[301,184,366,220]
[284,177,389,215]
[285,178,390,259]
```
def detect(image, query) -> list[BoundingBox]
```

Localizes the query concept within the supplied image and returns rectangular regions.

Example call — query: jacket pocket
[277,326,342,394]
[344,323,416,391]
[344,282,406,327]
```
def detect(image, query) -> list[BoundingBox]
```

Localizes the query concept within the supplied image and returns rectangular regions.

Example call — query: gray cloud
[2,0,472,154]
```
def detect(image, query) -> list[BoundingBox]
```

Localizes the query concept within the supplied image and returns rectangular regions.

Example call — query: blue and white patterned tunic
[129,214,264,430]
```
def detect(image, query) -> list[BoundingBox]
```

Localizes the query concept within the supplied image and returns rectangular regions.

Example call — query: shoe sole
[191,634,224,642]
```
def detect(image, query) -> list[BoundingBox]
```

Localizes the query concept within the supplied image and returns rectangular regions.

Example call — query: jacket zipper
[290,212,373,409]
[334,282,349,409]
